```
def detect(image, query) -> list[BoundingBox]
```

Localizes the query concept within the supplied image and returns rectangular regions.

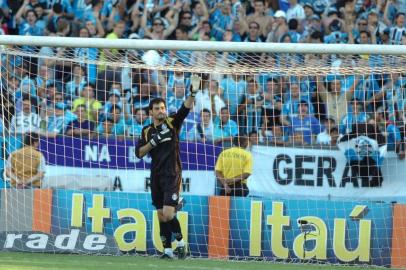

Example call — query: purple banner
[39,136,222,170]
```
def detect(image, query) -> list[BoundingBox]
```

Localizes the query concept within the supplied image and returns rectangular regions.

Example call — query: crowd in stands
[0,0,405,158]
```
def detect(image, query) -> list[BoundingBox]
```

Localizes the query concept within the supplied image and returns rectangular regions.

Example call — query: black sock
[168,216,183,241]
[159,221,172,248]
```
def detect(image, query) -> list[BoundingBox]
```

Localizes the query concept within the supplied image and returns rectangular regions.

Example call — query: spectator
[340,99,369,134]
[167,80,186,114]
[5,132,45,188]
[264,124,289,146]
[99,118,115,138]
[194,79,226,117]
[248,130,260,145]
[10,95,40,136]
[245,0,273,37]
[324,19,348,44]
[45,100,77,136]
[191,0,209,27]
[317,117,338,145]
[210,0,234,41]
[317,76,359,122]
[186,108,215,143]
[369,107,401,152]
[98,20,126,74]
[286,0,305,22]
[261,77,283,136]
[65,64,87,102]
[179,11,194,32]
[15,4,44,37]
[213,107,239,147]
[389,12,406,44]
[36,65,54,98]
[287,18,301,42]
[127,107,150,137]
[174,26,193,65]
[74,27,99,85]
[238,77,264,135]
[133,83,156,111]
[215,136,252,197]
[220,73,246,118]
[288,101,322,145]
[280,82,312,126]
[97,105,126,136]
[141,1,180,40]
[266,10,289,43]
[72,85,102,122]
[65,104,95,138]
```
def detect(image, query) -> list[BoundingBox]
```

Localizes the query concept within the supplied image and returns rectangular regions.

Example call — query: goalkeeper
[135,75,201,259]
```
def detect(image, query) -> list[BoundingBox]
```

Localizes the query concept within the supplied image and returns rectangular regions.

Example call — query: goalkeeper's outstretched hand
[190,74,201,97]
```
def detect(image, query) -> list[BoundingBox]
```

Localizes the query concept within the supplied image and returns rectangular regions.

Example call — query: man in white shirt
[286,0,305,22]
[194,79,226,117]
[10,95,41,136]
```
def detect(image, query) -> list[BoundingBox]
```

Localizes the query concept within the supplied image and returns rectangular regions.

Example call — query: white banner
[43,145,406,199]
[248,145,406,199]
[44,166,215,196]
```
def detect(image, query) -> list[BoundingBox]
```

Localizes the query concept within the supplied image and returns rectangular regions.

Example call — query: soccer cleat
[175,197,186,211]
[160,253,173,260]
[175,245,187,260]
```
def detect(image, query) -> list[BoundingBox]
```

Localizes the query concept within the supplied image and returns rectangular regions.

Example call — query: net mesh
[0,42,404,266]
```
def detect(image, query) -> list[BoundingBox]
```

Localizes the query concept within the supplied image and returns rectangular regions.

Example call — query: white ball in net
[142,50,161,66]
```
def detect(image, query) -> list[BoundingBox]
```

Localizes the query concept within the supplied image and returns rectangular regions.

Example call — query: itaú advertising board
[0,190,392,267]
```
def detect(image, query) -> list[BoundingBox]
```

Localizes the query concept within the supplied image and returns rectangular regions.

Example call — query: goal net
[0,36,406,267]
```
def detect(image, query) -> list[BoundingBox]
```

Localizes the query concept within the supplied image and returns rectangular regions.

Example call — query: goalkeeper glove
[150,128,172,147]
[190,74,201,97]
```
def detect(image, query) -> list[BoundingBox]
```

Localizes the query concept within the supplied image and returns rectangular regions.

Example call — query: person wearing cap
[288,101,322,146]
[286,0,305,22]
[280,82,313,127]
[266,10,288,42]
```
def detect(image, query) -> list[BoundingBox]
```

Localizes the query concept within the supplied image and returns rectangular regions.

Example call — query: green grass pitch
[0,252,385,270]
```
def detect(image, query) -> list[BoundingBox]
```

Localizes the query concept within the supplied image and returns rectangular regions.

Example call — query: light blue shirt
[220,77,246,115]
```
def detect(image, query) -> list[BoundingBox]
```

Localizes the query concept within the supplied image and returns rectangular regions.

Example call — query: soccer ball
[142,50,161,66]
